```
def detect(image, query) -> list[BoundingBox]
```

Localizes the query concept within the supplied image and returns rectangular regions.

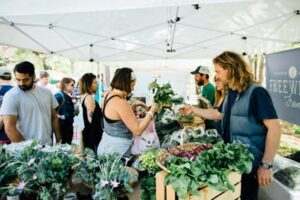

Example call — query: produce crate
[156,171,241,200]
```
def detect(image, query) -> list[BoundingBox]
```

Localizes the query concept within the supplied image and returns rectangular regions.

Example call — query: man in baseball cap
[191,65,216,130]
[191,65,215,106]
[0,67,12,80]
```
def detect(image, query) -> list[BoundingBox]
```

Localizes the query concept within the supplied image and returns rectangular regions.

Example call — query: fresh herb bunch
[163,141,254,199]
[185,129,222,144]
[176,112,195,122]
[186,134,222,144]
[148,81,175,107]
[139,148,163,172]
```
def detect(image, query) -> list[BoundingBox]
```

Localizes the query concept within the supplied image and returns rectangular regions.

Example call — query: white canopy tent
[0,0,299,62]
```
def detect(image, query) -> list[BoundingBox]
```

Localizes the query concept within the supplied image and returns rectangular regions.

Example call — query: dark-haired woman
[55,77,76,144]
[79,73,103,152]
[97,67,158,156]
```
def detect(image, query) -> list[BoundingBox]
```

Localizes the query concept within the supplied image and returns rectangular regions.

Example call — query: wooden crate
[156,171,241,200]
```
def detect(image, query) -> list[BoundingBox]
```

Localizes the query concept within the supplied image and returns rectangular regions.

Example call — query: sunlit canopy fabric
[0,0,299,61]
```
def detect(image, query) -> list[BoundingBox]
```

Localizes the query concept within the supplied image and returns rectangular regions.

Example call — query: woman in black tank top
[79,73,103,152]
[96,68,158,156]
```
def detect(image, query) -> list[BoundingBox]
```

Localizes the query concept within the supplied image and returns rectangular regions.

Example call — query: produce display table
[156,171,241,200]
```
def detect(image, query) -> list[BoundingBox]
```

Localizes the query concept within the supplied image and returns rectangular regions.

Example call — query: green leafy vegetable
[140,148,163,172]
[176,112,195,122]
[162,141,254,199]
[149,81,175,107]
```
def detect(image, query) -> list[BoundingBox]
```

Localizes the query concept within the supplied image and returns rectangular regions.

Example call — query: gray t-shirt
[0,85,58,145]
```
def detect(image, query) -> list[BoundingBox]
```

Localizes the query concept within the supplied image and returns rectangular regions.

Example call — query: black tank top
[103,94,122,123]
[81,95,103,150]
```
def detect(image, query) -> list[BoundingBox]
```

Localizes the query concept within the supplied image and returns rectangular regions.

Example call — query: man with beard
[0,61,61,145]
[191,65,215,107]
[191,65,216,129]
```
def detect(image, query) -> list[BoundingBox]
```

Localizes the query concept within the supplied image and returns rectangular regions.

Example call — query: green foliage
[0,145,20,194]
[0,141,80,199]
[163,141,254,199]
[294,125,300,135]
[149,81,175,107]
[74,152,137,200]
[16,143,79,199]
[73,149,99,187]
[176,112,195,122]
[278,142,300,156]
[139,148,163,172]
[140,175,156,200]
[172,97,184,105]
[13,49,44,70]
[274,166,300,189]
[186,134,222,145]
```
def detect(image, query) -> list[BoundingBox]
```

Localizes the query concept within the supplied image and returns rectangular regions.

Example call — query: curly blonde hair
[213,51,254,92]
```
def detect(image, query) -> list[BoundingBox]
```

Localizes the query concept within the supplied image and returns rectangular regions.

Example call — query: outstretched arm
[179,105,222,120]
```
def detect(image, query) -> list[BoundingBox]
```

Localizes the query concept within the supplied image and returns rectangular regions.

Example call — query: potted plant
[74,151,137,200]
[6,181,26,200]
[14,142,79,199]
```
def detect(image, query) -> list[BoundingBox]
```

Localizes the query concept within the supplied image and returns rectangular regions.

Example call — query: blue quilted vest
[221,84,267,167]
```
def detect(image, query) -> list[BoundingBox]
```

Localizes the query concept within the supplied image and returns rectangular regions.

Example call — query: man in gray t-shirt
[0,61,61,145]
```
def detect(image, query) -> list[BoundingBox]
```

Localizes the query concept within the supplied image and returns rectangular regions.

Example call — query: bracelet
[147,111,153,119]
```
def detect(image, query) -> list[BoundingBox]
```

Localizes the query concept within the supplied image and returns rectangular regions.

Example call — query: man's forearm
[6,128,25,142]
[191,106,222,121]
[262,120,281,163]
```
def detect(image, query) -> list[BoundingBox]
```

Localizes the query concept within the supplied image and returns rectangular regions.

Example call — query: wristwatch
[260,161,273,169]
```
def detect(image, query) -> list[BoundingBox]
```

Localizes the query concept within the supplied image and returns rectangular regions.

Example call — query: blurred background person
[37,71,55,93]
[0,67,13,144]
[79,73,103,152]
[55,77,76,144]
[94,74,101,104]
